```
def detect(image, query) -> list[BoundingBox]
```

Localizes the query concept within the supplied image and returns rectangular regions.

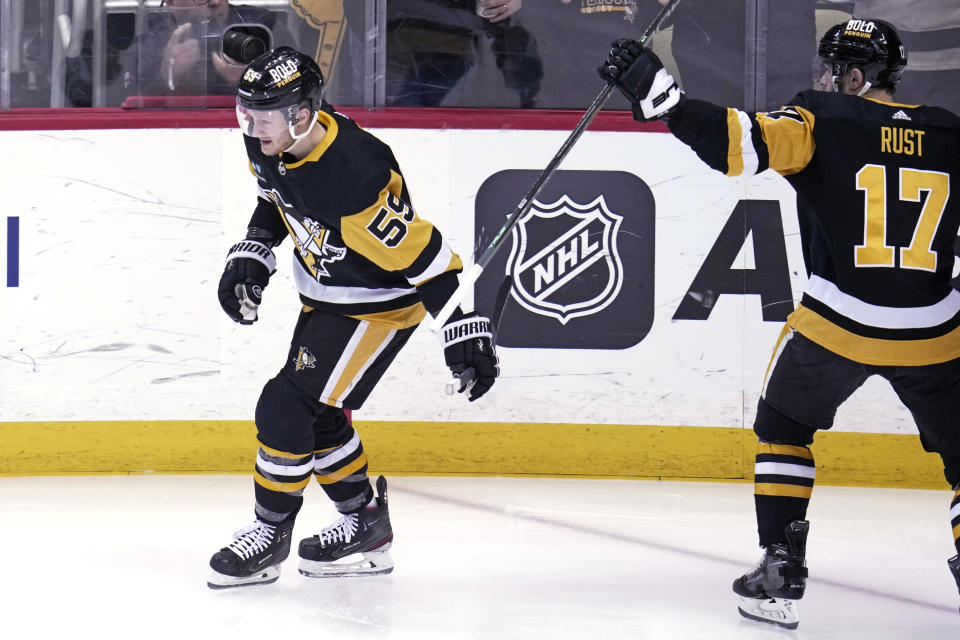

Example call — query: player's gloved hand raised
[218,238,277,325]
[441,311,499,401]
[598,38,684,122]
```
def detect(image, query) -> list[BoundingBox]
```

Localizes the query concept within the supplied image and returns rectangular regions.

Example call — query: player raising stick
[599,18,960,628]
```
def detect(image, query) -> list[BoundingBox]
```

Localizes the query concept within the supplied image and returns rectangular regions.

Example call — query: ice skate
[949,555,960,614]
[733,520,809,629]
[207,518,293,589]
[298,475,394,578]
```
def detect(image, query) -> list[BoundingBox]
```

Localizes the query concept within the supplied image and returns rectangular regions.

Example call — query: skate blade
[298,549,394,578]
[207,565,281,590]
[737,595,799,630]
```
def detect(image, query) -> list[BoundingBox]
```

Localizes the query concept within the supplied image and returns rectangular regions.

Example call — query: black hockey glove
[217,238,276,325]
[598,38,684,121]
[441,311,499,402]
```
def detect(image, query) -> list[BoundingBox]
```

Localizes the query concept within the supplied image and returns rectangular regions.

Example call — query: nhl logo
[506,194,624,325]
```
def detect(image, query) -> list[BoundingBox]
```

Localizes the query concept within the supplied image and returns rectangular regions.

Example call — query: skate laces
[744,545,783,582]
[318,513,359,547]
[227,520,276,559]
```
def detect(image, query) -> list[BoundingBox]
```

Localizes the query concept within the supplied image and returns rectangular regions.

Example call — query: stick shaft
[429,0,682,332]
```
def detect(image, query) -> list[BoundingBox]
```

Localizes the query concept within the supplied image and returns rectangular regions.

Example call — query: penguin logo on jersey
[506,194,624,325]
[286,215,347,279]
[262,187,293,209]
[293,346,316,372]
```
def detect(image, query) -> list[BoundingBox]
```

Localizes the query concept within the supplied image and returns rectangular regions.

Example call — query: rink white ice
[2,474,959,639]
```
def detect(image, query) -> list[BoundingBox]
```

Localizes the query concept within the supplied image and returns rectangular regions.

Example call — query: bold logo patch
[843,19,876,39]
[269,59,301,87]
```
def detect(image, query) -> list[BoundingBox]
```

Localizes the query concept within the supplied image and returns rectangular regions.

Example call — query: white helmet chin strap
[282,111,319,153]
[857,81,873,96]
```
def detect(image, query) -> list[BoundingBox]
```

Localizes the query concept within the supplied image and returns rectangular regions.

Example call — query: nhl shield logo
[506,194,624,325]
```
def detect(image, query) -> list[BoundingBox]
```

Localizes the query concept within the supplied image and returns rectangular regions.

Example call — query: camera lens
[222,28,267,64]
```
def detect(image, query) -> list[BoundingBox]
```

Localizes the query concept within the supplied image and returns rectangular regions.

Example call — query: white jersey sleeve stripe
[406,241,455,286]
[737,110,760,177]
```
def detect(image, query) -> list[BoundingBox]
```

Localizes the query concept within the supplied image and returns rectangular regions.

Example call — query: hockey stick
[430,0,683,333]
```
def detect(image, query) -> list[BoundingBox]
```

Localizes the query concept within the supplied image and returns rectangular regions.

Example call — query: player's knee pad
[312,403,353,450]
[941,453,960,489]
[754,398,816,445]
[254,374,318,454]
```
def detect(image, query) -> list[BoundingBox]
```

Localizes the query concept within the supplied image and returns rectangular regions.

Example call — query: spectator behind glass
[663,0,815,110]
[386,0,543,108]
[521,1,664,110]
[822,1,960,115]
[136,0,296,97]
[64,10,139,108]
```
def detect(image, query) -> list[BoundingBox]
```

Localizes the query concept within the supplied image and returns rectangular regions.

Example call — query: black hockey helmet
[236,46,324,114]
[817,18,906,92]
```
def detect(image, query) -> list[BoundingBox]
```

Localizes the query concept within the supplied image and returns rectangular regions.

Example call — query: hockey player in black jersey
[599,18,960,628]
[207,47,499,589]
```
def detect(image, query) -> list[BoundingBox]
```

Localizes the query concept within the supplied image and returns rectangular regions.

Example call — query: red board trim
[0,106,668,133]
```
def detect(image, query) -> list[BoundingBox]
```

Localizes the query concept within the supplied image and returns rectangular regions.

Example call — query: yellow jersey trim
[725,108,744,177]
[350,303,427,330]
[788,305,960,366]
[757,106,816,176]
[285,110,339,168]
[864,97,921,109]
[340,170,433,272]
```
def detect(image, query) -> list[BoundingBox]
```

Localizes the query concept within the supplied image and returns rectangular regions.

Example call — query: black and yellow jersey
[242,102,462,326]
[669,90,960,366]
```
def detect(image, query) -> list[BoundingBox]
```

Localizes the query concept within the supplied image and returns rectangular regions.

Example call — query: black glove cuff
[440,314,493,348]
[633,92,686,123]
[245,226,279,248]
[225,239,277,274]
[417,271,461,318]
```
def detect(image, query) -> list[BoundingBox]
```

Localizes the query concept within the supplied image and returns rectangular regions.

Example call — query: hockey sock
[253,442,313,522]
[951,485,960,555]
[753,442,815,548]
[313,428,373,513]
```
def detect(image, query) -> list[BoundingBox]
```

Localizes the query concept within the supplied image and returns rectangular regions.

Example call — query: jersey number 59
[366,193,415,248]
